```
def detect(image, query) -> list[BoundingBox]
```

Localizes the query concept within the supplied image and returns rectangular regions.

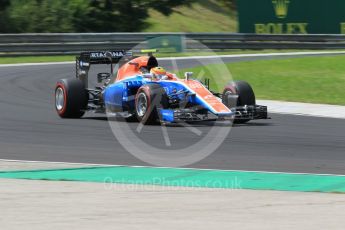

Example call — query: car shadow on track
[82,116,273,127]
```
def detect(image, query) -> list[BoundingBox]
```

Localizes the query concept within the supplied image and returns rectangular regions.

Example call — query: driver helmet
[150,67,167,80]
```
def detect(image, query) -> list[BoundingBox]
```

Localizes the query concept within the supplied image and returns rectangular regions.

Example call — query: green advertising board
[238,0,345,34]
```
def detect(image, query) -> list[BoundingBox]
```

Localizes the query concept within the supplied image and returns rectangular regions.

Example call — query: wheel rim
[55,87,65,111]
[136,92,148,117]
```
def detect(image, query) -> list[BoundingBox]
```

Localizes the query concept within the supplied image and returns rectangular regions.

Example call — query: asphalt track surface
[0,54,344,174]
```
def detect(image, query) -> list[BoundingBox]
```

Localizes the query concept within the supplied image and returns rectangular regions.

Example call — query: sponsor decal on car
[90,51,125,59]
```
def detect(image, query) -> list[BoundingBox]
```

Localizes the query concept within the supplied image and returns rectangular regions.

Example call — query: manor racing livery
[54,50,268,124]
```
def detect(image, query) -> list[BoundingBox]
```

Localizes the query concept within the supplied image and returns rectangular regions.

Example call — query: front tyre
[135,84,168,124]
[222,80,256,124]
[55,78,88,118]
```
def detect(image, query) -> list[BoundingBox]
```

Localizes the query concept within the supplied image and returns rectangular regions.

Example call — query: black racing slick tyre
[55,78,88,118]
[222,80,256,124]
[135,84,168,124]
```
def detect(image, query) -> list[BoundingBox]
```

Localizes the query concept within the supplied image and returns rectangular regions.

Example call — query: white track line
[1,158,345,177]
[258,100,345,119]
[1,51,345,67]
[159,50,345,60]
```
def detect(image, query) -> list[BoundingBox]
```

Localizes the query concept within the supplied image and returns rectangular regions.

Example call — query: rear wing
[77,50,127,65]
[75,49,157,87]
[76,49,157,65]
[76,50,128,85]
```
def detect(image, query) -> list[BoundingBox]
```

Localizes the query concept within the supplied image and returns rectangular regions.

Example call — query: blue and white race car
[55,50,268,124]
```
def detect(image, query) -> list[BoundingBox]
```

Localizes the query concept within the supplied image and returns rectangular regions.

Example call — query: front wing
[159,105,268,123]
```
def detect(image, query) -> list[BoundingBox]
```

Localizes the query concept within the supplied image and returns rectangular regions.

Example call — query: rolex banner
[237,0,345,34]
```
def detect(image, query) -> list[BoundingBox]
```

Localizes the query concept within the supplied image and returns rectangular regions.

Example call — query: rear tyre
[55,78,88,118]
[135,84,168,124]
[222,80,256,124]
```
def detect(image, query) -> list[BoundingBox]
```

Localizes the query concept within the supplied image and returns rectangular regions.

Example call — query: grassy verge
[177,55,345,105]
[0,55,76,64]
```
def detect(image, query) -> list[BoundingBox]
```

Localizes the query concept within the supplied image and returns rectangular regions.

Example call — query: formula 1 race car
[54,50,268,124]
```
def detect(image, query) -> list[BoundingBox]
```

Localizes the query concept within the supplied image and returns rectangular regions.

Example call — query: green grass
[144,0,237,32]
[177,55,345,105]
[0,55,75,64]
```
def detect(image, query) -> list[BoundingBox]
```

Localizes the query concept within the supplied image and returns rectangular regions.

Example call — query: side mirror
[129,62,139,67]
[184,72,193,80]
